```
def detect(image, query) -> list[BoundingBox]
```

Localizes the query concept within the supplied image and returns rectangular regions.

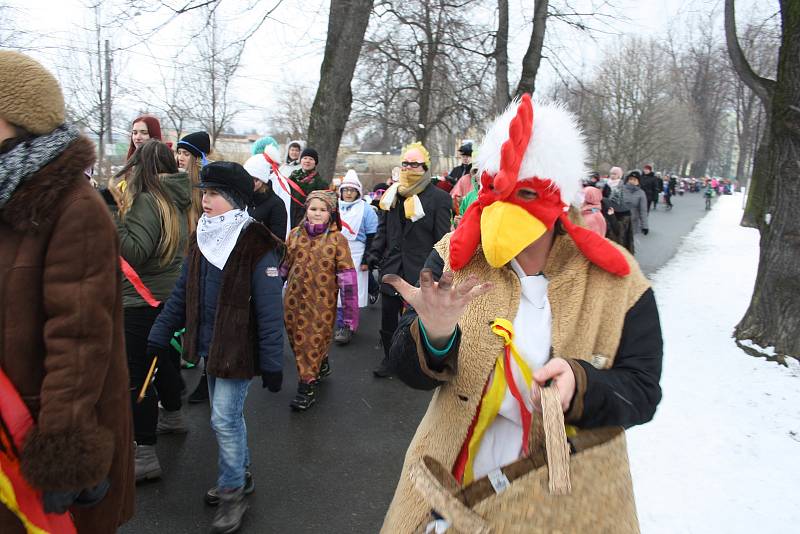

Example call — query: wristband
[419,320,457,357]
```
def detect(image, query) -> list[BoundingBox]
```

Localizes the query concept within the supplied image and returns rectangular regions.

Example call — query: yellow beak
[480,202,547,268]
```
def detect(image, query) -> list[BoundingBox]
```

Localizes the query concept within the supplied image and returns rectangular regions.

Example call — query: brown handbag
[409,386,640,534]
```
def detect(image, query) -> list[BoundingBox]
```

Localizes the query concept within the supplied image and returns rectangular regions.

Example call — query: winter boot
[188,370,209,404]
[289,382,317,411]
[135,443,162,482]
[334,326,353,345]
[372,357,394,378]
[156,406,188,434]
[318,357,332,381]
[205,472,255,506]
[210,487,248,534]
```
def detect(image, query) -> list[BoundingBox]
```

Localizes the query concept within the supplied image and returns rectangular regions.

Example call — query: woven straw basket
[409,387,640,534]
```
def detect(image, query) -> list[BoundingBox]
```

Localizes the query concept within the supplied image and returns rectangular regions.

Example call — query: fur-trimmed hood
[1,135,96,232]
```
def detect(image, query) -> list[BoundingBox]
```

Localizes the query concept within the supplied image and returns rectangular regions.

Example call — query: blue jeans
[207,375,251,491]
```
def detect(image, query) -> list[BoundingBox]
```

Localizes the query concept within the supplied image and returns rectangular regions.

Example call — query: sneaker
[318,357,332,380]
[289,382,317,411]
[333,327,349,344]
[188,371,209,404]
[210,487,248,534]
[156,406,188,434]
[368,292,379,305]
[205,472,255,506]
[372,357,393,378]
[334,327,353,345]
[134,443,162,483]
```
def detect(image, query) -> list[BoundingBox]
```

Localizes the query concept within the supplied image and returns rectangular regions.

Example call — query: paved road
[121,191,713,534]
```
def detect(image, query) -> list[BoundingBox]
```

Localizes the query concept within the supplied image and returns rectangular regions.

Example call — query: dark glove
[43,478,109,514]
[642,228,649,235]
[261,370,283,392]
[145,344,169,358]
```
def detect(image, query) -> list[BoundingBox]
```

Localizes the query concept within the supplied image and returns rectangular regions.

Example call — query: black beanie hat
[177,131,211,159]
[198,161,253,206]
[458,143,473,157]
[300,148,319,165]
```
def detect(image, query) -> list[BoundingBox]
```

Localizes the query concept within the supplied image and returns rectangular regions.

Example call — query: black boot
[318,357,331,381]
[289,382,317,411]
[188,370,209,404]
[373,330,395,378]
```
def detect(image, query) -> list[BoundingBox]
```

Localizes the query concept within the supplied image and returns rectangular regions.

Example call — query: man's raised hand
[382,268,492,347]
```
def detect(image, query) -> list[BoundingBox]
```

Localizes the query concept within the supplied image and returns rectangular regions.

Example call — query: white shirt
[471,259,552,480]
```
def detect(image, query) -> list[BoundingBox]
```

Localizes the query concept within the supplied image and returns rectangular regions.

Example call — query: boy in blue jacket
[148,161,284,534]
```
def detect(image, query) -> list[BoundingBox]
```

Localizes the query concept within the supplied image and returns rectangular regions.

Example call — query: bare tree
[352,0,493,152]
[566,37,698,172]
[268,84,314,141]
[188,7,245,147]
[59,2,124,179]
[494,0,510,112]
[513,0,548,98]
[725,0,800,362]
[306,0,374,181]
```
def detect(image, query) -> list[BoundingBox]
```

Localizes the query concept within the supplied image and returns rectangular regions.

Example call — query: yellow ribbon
[462,319,534,484]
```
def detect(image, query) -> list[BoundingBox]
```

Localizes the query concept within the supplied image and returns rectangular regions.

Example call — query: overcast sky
[4,0,776,136]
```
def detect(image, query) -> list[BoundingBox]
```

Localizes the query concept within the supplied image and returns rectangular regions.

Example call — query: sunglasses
[401,161,423,168]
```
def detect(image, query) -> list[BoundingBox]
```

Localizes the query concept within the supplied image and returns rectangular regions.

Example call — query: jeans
[208,374,251,491]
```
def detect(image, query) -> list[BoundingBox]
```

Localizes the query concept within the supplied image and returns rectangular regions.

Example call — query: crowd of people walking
[3,51,738,534]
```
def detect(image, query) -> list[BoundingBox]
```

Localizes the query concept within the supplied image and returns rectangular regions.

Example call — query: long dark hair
[115,139,183,265]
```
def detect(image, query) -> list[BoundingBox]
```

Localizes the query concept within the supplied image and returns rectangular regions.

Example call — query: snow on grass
[627,194,800,534]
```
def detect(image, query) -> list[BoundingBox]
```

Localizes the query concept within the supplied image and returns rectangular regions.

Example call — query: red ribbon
[120,257,161,308]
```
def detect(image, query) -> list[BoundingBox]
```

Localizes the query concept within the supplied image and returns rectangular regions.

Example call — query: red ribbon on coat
[0,367,77,534]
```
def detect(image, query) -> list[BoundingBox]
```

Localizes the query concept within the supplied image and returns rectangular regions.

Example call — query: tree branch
[724,0,775,109]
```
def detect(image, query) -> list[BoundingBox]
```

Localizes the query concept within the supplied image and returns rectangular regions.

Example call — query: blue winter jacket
[148,247,284,374]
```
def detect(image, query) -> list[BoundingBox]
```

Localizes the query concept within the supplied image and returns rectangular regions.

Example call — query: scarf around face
[196,209,253,270]
[0,124,80,210]
[379,169,429,221]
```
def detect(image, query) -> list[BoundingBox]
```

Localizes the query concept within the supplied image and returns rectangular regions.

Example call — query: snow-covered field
[628,194,800,533]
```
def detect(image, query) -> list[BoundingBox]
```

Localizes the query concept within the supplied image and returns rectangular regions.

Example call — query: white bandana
[196,209,253,270]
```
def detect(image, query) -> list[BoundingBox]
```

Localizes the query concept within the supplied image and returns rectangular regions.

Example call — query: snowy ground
[628,194,800,533]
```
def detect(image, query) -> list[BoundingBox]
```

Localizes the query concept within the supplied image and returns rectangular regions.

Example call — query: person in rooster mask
[367,142,452,377]
[379,96,663,533]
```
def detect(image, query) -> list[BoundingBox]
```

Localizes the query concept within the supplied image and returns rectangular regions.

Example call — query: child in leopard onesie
[282,190,358,411]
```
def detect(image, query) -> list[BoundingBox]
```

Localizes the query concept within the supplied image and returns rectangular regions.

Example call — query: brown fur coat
[0,136,134,533]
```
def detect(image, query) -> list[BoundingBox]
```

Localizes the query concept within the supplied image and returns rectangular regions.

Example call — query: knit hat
[0,51,65,134]
[339,169,363,197]
[300,148,319,165]
[198,161,254,207]
[251,136,280,156]
[305,189,337,212]
[126,115,162,160]
[177,131,211,164]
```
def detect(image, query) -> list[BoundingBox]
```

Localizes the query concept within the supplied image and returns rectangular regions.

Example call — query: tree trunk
[513,0,548,98]
[724,0,777,228]
[307,0,374,181]
[734,0,800,361]
[494,0,510,112]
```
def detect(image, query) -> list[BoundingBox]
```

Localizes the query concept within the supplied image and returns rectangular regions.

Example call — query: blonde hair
[117,140,184,266]
[184,153,203,234]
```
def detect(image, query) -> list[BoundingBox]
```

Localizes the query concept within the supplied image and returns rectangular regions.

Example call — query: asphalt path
[121,190,713,534]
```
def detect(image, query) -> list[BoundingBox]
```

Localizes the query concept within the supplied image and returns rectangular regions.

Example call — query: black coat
[448,163,472,181]
[641,172,659,201]
[368,183,452,295]
[248,187,288,240]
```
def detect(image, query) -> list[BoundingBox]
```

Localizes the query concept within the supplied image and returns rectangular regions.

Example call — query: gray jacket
[622,183,648,232]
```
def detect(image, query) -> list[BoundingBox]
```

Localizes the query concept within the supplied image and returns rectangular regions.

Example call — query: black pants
[380,293,405,359]
[125,306,183,446]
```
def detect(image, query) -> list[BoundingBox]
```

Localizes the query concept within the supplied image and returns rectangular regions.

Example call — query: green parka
[115,172,191,308]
